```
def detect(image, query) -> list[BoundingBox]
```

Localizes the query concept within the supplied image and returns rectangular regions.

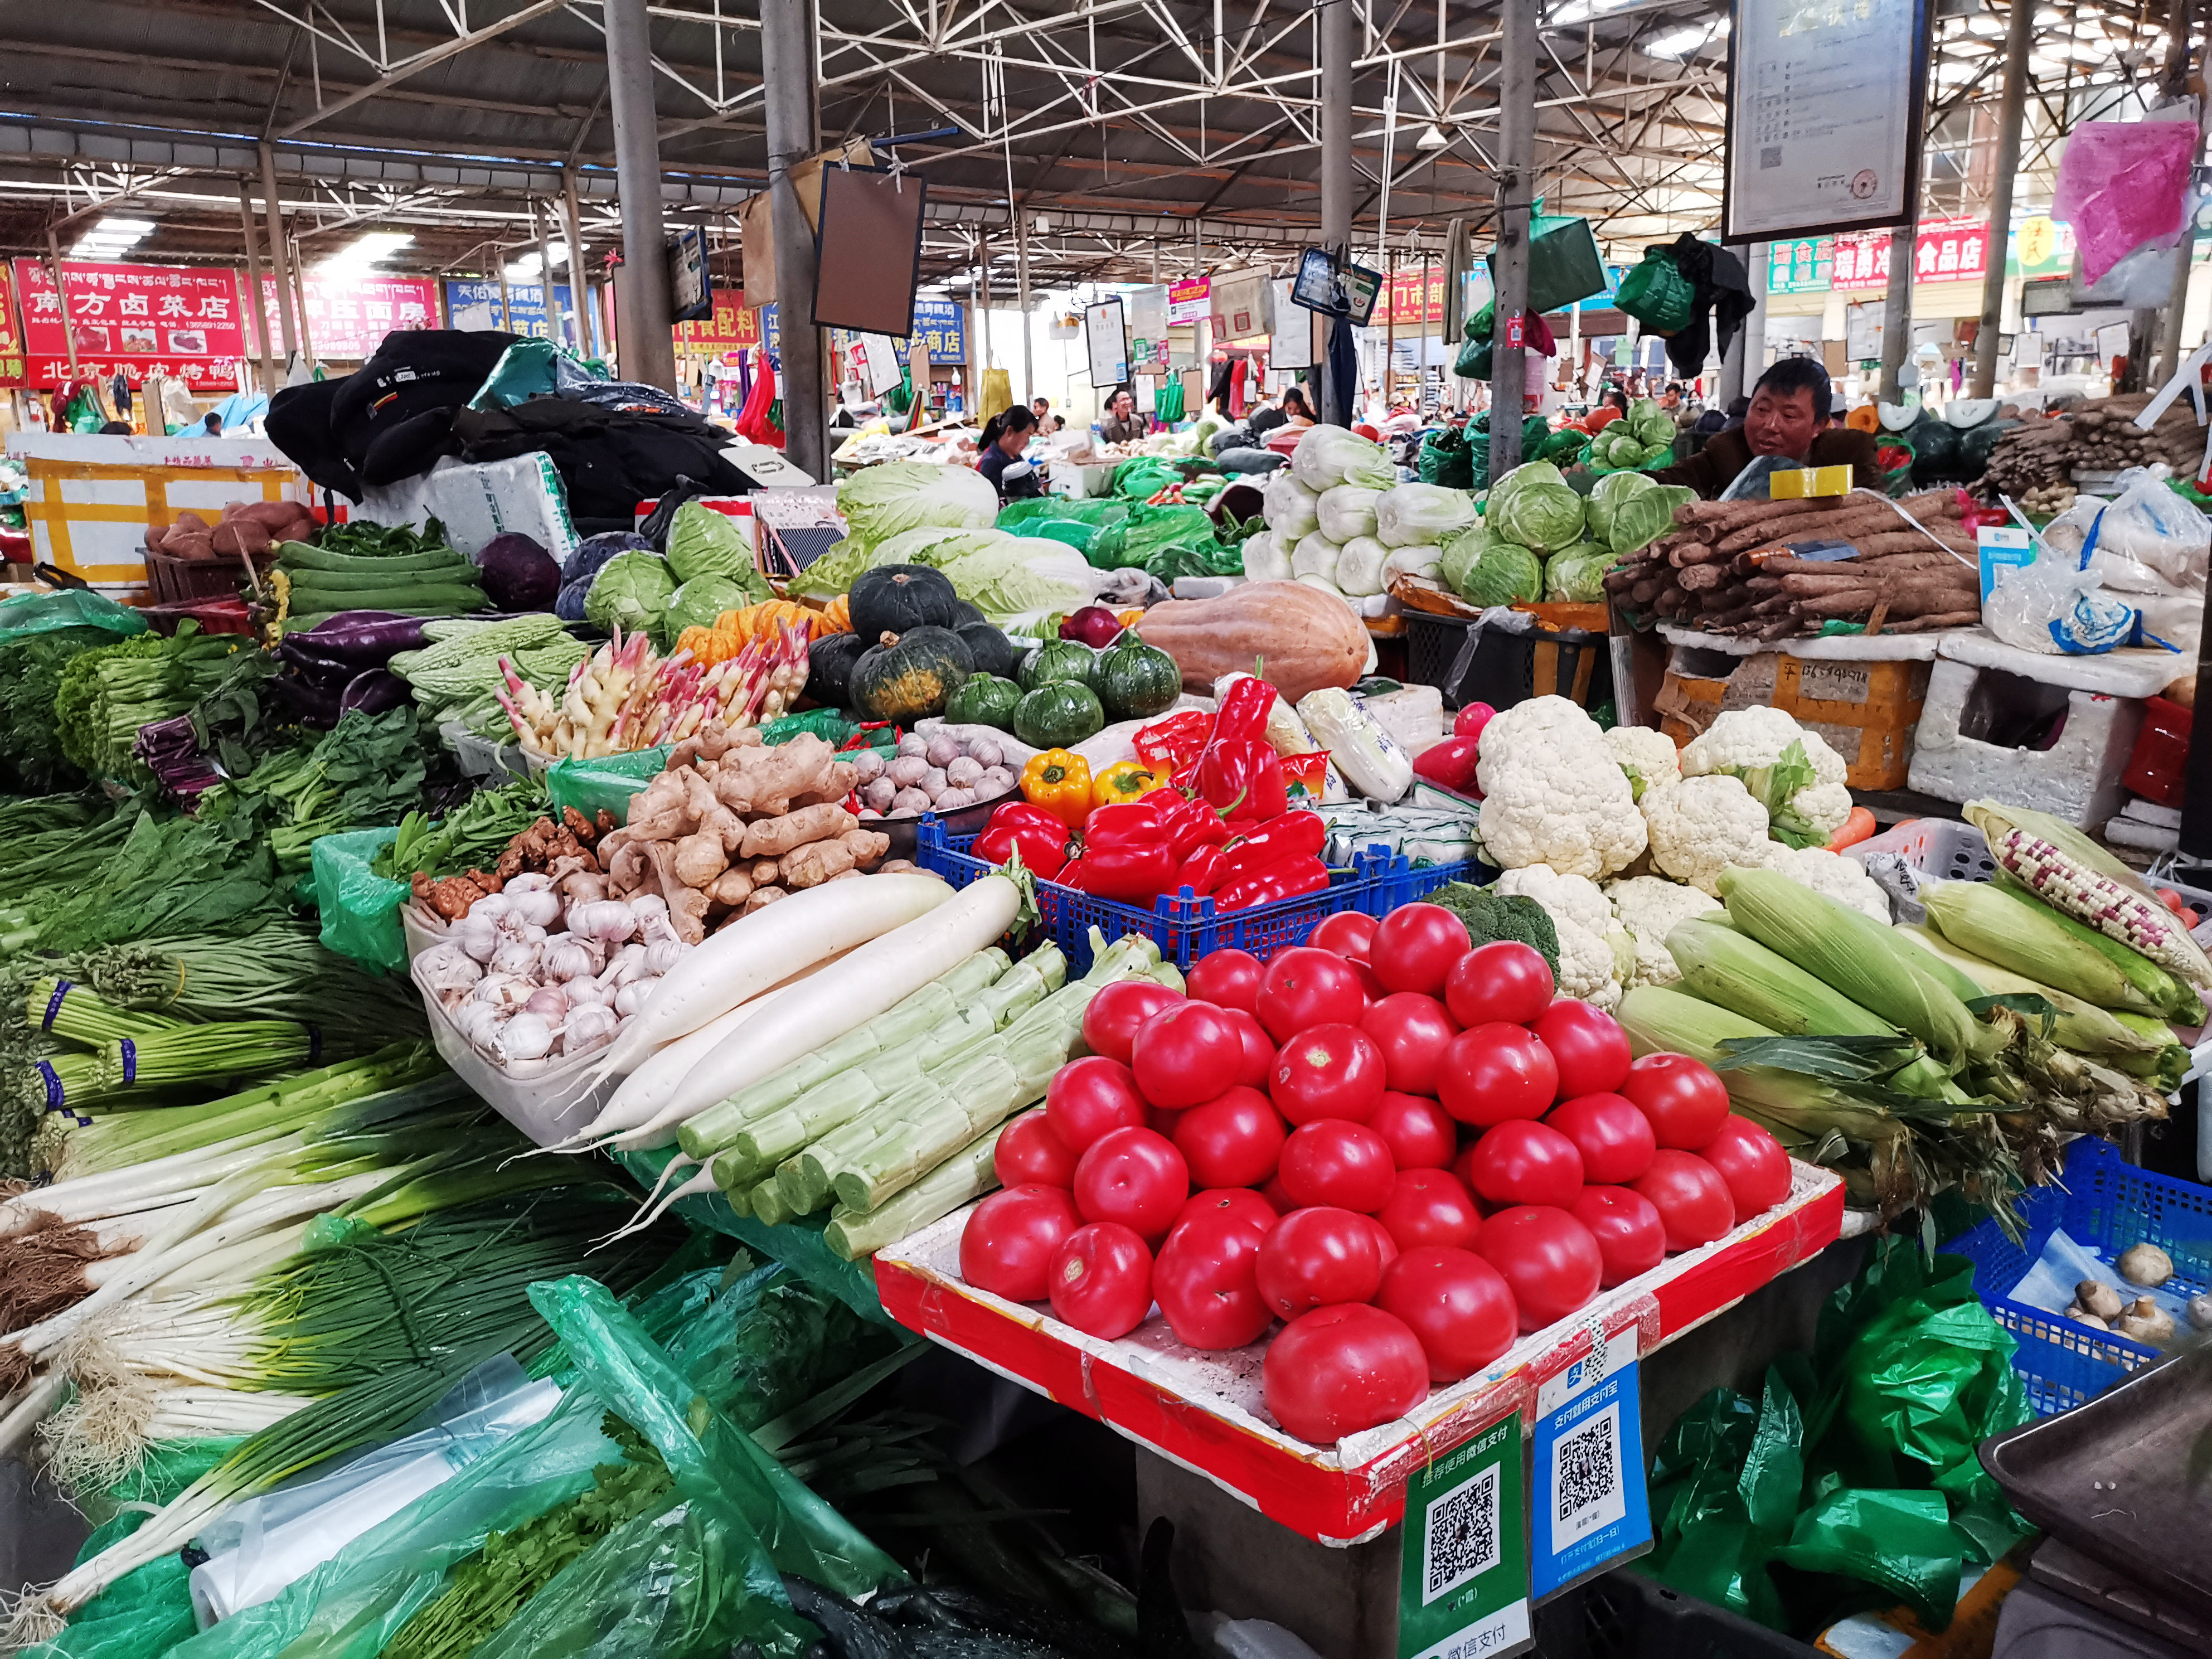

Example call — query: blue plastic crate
[914,817,1487,973]
[1949,1137,2211,1415]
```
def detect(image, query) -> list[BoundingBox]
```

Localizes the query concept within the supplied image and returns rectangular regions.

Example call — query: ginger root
[743,886,787,915]
[705,867,754,908]
[672,829,729,889]
[740,803,856,859]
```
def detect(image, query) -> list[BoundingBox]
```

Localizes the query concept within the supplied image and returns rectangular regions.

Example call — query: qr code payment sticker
[1422,1463,1501,1605]
[1548,1401,1626,1555]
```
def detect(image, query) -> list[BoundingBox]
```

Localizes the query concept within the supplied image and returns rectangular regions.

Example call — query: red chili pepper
[1173,845,1229,897]
[1214,856,1331,911]
[973,817,1069,880]
[1144,787,1232,861]
[1197,739,1287,823]
[1219,810,1326,883]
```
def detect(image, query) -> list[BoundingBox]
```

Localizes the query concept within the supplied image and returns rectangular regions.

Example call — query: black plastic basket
[1404,610,1611,713]
[1573,1570,1820,1659]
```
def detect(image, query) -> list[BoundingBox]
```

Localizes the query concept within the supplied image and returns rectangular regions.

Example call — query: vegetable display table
[875,1159,1843,1546]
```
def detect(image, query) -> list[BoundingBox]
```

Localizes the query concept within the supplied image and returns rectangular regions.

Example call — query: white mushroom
[2075,1280,2124,1321]
[2118,1243,2175,1287]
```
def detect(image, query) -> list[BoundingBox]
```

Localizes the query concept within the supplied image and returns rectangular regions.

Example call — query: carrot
[1828,806,1878,851]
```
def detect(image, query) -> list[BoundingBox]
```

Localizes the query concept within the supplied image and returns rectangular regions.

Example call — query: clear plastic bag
[2081,470,2210,593]
[1983,536,2140,655]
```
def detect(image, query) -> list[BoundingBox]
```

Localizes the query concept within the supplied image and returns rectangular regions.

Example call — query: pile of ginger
[593,721,910,942]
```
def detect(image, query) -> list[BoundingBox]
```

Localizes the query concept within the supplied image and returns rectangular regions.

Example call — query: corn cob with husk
[1922,877,2185,1016]
[1965,799,2212,992]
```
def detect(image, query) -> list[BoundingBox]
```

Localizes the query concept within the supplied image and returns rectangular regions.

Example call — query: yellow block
[1769,464,1853,499]
[22,458,297,587]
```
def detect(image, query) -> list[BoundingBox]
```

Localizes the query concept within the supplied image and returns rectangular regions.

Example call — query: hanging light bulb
[1417,122,1449,151]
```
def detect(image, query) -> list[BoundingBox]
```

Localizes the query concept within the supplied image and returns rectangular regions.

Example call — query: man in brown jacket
[1650,357,1880,499]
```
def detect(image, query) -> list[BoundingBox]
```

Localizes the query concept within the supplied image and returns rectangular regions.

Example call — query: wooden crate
[144,546,279,605]
[1656,648,1932,790]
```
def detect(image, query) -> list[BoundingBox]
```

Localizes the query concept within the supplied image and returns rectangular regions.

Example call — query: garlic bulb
[562,976,614,1009]
[472,973,532,1009]
[418,943,482,995]
[574,900,637,944]
[600,943,648,987]
[493,1012,555,1064]
[524,984,569,1020]
[642,935,685,977]
[507,872,553,892]
[563,1005,619,1054]
[628,892,671,926]
[614,976,661,1017]
[471,892,513,924]
[491,937,542,978]
[544,940,600,983]
[452,1001,502,1050]
[452,916,499,964]
[507,885,561,928]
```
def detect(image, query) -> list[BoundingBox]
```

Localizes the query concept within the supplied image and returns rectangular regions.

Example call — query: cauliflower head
[1549,914,1622,1009]
[1604,875,1721,986]
[1679,706,1852,849]
[1603,725,1682,803]
[1770,845,1891,923]
[1496,864,1614,940]
[1476,700,1647,879]
[1642,775,1777,895]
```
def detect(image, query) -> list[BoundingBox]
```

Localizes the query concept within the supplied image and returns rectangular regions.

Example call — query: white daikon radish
[585,874,952,1080]
[637,872,1025,1146]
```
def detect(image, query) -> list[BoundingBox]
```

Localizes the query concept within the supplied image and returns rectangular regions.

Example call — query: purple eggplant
[298,613,428,662]
[274,673,346,728]
[338,668,411,717]
[275,638,367,690]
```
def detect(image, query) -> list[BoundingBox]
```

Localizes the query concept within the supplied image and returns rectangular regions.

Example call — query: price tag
[1397,1411,1532,1659]
[1529,1327,1648,1600]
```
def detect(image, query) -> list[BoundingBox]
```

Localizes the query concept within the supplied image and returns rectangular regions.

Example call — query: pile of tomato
[955,899,1795,1447]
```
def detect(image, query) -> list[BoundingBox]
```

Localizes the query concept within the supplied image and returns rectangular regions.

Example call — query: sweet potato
[212,518,275,558]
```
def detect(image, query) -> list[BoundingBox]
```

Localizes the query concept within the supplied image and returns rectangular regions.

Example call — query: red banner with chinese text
[257,275,440,361]
[1370,266,1445,327]
[1831,219,1990,293]
[673,295,763,352]
[11,259,248,391]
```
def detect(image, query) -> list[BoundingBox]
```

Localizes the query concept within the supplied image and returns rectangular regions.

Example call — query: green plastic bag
[995,499,1129,532]
[1419,428,1476,488]
[545,748,674,826]
[1615,246,1695,334]
[0,588,147,647]
[311,827,410,976]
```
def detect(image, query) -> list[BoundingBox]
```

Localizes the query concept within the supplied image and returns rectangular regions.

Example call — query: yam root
[739,802,857,858]
[1882,608,1981,633]
[1678,562,1725,592]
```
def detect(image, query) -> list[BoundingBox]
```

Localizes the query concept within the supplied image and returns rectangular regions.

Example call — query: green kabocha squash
[955,619,1022,682]
[948,598,989,628]
[804,631,870,709]
[945,673,1023,730]
[1012,680,1106,748]
[849,564,963,642]
[1093,636,1181,719]
[849,625,973,723]
[1017,639,1097,692]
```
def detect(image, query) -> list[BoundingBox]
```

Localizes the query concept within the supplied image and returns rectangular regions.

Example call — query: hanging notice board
[1084,298,1130,387]
[811,167,926,337]
[1722,0,1932,242]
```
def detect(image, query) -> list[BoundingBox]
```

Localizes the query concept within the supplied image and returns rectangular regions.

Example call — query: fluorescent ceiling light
[70,216,154,259]
[505,251,544,282]
[1646,23,1715,55]
[321,231,413,274]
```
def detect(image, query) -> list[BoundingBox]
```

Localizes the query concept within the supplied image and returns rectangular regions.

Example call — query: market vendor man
[1650,358,1879,499]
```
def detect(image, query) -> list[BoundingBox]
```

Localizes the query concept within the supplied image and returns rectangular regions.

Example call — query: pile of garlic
[414,875,689,1070]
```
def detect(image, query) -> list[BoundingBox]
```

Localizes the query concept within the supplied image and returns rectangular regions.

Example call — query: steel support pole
[44,232,78,378]
[1970,0,2034,396]
[1319,0,1353,425]
[562,168,598,358]
[1017,210,1034,406]
[258,143,298,368]
[606,0,677,390]
[536,201,562,348]
[1880,205,1917,402]
[236,181,276,394]
[1488,0,1537,474]
[760,0,825,476]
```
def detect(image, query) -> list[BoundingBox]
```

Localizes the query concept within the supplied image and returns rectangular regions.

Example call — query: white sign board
[1084,299,1131,389]
[1724,0,1932,241]
[1269,278,1314,371]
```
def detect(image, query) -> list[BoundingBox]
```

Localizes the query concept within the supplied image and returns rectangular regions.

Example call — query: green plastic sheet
[0,588,147,647]
[1643,1240,2032,1636]
[1615,247,1696,334]
[310,826,409,976]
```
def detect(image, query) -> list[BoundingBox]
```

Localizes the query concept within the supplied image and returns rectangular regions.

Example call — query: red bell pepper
[1173,845,1229,898]
[1080,798,1177,903]
[1220,810,1326,883]
[1413,735,1482,793]
[1214,857,1331,911]
[973,809,1070,879]
[1145,787,1233,861]
[1056,856,1090,890]
[988,801,1076,841]
[1134,709,1215,773]
[1212,674,1278,748]
[1197,739,1287,823]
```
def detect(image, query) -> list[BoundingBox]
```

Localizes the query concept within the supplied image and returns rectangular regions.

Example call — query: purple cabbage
[477,532,561,612]
[563,530,653,586]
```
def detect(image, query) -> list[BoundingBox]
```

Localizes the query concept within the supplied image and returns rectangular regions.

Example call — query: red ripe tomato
[1049,1223,1154,1338]
[1570,1186,1666,1287]
[1697,1116,1791,1216]
[1464,1119,1585,1209]
[1255,947,1368,1045]
[1185,948,1264,1012]
[1262,1304,1430,1444]
[1080,979,1184,1065]
[1471,1205,1604,1331]
[1632,1150,1737,1251]
[1360,993,1459,1095]
[1445,942,1555,1029]
[1171,1086,1287,1190]
[1622,1052,1733,1149]
[1131,1002,1245,1110]
[1371,903,1472,996]
[1376,1168,1481,1251]
[1532,1001,1632,1098]
[1255,1206,1383,1317]
[1153,1211,1272,1350]
[1072,1127,1190,1240]
[1278,1119,1397,1212]
[1260,1173,1296,1214]
[1220,1006,1275,1088]
[1368,1092,1459,1170]
[995,1109,1078,1189]
[1436,1022,1560,1127]
[1545,1092,1657,1185]
[1045,1056,1147,1153]
[1271,1023,1388,1125]
[1342,955,1389,1001]
[961,1185,1084,1302]
[1175,1187,1278,1239]
[1363,1214,1399,1269]
[1376,1246,1519,1380]
[1307,912,1380,959]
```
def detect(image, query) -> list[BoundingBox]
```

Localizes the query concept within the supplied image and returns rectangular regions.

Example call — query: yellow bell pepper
[1092,759,1160,809]
[1021,749,1094,830]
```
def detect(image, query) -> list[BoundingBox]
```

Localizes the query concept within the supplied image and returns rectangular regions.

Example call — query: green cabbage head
[1485,460,1587,554]
[1542,541,1615,603]
[584,549,676,636]
[1439,521,1543,605]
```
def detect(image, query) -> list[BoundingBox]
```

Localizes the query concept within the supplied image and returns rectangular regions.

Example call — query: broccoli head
[1424,882,1561,975]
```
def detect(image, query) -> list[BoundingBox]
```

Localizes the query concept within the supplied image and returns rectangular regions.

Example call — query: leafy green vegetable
[1542,540,1616,603]
[204,706,431,874]
[373,776,554,881]
[53,624,241,782]
[938,539,1098,627]
[0,626,110,791]
[835,459,999,545]
[1484,460,1587,554]
[1425,882,1561,973]
[584,550,677,637]
[1625,398,1677,448]
[665,574,751,639]
[1439,521,1543,605]
[312,517,458,560]
[665,503,773,608]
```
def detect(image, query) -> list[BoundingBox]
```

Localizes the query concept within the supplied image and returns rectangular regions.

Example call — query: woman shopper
[976,405,1046,502]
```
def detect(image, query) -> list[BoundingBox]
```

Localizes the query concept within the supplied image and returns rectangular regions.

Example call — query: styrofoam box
[408,937,611,1147]
[1907,656,2146,828]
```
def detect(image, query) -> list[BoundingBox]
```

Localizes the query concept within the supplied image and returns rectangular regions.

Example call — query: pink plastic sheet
[2053,117,2199,287]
